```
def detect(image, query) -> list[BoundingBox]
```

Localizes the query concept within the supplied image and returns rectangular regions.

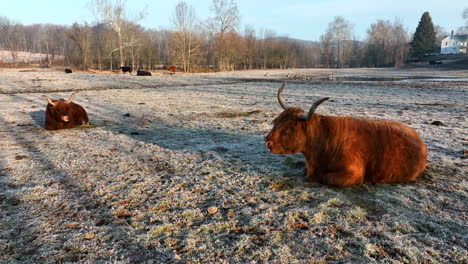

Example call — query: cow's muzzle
[61,115,70,122]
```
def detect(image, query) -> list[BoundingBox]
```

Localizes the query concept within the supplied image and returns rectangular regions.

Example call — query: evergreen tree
[410,12,436,57]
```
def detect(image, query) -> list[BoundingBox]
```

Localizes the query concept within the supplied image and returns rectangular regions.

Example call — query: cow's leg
[305,165,318,182]
[319,165,364,187]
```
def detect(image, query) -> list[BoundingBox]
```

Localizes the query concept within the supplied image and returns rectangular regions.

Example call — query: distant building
[441,31,468,54]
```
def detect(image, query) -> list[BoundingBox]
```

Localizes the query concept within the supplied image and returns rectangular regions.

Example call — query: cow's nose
[265,141,272,148]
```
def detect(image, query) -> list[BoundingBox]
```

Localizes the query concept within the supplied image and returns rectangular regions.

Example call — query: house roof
[447,35,468,41]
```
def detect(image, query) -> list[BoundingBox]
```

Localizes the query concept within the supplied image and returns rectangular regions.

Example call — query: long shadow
[0,156,42,262]
[0,113,176,262]
[29,109,44,127]
[9,93,295,262]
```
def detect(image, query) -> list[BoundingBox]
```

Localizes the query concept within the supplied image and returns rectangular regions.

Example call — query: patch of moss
[282,157,305,169]
[268,180,294,191]
[213,110,261,118]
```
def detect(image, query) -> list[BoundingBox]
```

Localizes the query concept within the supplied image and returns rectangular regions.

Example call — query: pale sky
[0,0,466,40]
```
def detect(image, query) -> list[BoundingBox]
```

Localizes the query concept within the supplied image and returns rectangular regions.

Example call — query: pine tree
[410,12,436,57]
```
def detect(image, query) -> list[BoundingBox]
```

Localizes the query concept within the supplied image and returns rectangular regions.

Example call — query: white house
[441,32,467,54]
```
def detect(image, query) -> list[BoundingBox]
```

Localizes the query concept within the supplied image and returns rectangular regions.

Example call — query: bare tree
[208,0,240,70]
[319,31,333,68]
[68,23,93,68]
[326,16,353,68]
[40,24,64,65]
[170,1,201,72]
[243,25,256,69]
[0,16,25,65]
[364,19,409,67]
[459,7,468,33]
[89,0,146,67]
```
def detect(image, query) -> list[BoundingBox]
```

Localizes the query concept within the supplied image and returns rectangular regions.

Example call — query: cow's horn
[42,95,56,106]
[277,82,288,109]
[299,97,330,120]
[67,93,76,103]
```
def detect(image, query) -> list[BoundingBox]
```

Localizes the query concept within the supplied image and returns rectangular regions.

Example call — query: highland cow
[265,83,427,187]
[137,69,152,76]
[43,93,89,130]
[166,65,177,74]
[120,66,132,73]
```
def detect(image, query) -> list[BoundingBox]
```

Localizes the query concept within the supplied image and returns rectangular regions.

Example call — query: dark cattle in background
[166,65,177,74]
[120,66,132,73]
[65,68,72,73]
[265,83,427,187]
[137,70,151,76]
[43,93,89,130]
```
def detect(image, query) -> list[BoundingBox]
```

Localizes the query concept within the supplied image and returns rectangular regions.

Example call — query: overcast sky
[1,0,466,40]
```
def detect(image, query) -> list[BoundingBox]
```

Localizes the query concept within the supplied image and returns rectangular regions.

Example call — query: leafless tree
[68,23,93,68]
[434,25,448,43]
[325,16,353,68]
[459,7,468,33]
[41,24,64,65]
[0,16,25,65]
[170,1,201,72]
[364,19,409,67]
[319,31,333,68]
[208,0,240,70]
[89,0,146,67]
[243,25,256,69]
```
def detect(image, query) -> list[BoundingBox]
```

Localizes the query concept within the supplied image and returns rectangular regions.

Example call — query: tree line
[0,0,466,71]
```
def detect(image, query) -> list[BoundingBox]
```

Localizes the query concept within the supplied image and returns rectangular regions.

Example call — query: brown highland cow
[43,93,89,130]
[265,83,427,187]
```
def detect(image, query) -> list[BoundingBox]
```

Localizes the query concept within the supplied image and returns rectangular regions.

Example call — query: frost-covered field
[0,68,467,263]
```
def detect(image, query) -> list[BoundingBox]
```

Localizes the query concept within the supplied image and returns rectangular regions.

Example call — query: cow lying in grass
[120,66,132,73]
[43,93,89,130]
[137,69,151,76]
[166,65,177,74]
[265,83,427,187]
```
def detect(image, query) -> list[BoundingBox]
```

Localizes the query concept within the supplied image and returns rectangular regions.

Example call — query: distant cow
[265,83,427,187]
[120,66,132,73]
[429,60,443,65]
[65,68,73,73]
[43,93,89,130]
[137,69,151,76]
[166,65,177,74]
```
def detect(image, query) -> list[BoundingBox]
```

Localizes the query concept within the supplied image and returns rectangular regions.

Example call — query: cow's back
[320,116,427,183]
[363,120,427,183]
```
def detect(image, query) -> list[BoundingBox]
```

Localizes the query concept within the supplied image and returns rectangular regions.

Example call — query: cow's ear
[42,95,56,106]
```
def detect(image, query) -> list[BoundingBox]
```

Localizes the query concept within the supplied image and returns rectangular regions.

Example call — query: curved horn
[67,93,76,103]
[42,95,56,106]
[298,97,330,120]
[277,82,288,109]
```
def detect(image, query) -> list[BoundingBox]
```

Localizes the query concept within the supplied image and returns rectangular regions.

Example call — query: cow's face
[266,83,329,155]
[265,107,307,154]
[49,100,73,122]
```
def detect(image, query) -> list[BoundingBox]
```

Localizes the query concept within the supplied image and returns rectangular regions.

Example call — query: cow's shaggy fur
[166,65,177,74]
[265,87,427,187]
[44,94,89,130]
[137,70,151,76]
[120,66,132,73]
